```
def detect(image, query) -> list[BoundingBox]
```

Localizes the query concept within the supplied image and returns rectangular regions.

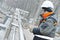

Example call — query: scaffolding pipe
[16,8,25,40]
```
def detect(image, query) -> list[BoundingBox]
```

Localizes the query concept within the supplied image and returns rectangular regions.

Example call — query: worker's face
[42,9,46,12]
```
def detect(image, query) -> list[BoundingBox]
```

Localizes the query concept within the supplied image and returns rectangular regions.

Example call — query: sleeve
[33,28,40,35]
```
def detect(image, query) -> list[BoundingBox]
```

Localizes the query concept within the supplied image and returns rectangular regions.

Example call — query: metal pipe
[16,8,29,40]
[16,8,25,40]
[4,10,15,40]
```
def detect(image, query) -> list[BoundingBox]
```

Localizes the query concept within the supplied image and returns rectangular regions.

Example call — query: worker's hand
[54,22,57,26]
[28,24,38,33]
[28,24,34,33]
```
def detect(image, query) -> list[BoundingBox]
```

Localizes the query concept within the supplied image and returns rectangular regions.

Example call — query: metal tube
[16,8,25,40]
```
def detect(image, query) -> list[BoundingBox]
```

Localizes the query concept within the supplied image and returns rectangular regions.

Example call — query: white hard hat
[41,1,54,9]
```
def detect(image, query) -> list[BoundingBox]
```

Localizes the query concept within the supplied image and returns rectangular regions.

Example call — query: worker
[29,1,57,40]
[39,7,57,26]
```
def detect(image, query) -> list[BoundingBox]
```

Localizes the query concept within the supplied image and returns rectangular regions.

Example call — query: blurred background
[0,0,60,40]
